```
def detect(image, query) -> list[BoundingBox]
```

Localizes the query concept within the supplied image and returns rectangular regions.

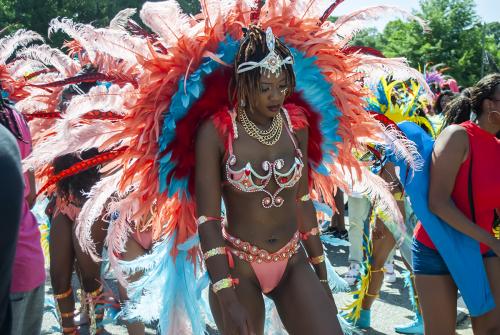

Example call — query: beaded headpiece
[236,27,293,78]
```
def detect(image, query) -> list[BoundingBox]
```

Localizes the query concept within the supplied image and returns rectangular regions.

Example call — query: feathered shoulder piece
[367,76,436,138]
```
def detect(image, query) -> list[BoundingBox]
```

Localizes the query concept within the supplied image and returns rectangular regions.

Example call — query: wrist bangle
[197,216,222,226]
[319,279,328,283]
[309,254,325,265]
[203,247,227,261]
[300,227,320,240]
[212,276,239,293]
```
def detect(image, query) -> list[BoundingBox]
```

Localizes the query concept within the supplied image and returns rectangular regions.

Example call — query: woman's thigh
[471,255,500,334]
[415,274,457,335]
[209,258,265,335]
[269,249,343,335]
[49,213,75,289]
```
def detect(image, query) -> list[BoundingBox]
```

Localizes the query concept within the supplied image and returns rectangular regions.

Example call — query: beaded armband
[300,226,320,240]
[197,216,222,226]
[309,254,325,265]
[298,194,311,202]
[212,276,239,293]
[203,247,227,261]
[88,285,103,298]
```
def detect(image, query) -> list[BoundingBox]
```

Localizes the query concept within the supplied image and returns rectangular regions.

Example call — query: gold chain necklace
[239,108,283,146]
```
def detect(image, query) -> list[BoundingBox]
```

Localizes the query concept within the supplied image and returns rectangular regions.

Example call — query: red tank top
[414,121,500,254]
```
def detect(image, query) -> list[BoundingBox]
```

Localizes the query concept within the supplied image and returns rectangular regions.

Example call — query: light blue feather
[157,36,239,198]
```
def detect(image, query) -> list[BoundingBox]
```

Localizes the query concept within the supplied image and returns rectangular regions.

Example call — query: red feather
[28,72,111,89]
[320,0,346,24]
[343,45,385,58]
[23,111,62,121]
[162,67,233,196]
[285,93,323,167]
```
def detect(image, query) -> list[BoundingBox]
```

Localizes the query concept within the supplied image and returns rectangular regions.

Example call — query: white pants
[347,196,371,264]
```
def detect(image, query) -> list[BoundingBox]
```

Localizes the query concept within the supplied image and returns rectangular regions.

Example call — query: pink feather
[0,29,44,64]
[140,1,193,46]
[17,44,79,76]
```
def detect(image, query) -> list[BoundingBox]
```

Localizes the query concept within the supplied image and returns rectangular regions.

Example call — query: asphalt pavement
[41,217,473,335]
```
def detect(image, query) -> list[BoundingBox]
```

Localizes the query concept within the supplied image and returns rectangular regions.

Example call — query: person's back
[2,103,45,335]
[0,124,24,335]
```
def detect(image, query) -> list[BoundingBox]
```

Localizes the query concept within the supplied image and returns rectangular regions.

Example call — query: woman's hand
[220,298,255,335]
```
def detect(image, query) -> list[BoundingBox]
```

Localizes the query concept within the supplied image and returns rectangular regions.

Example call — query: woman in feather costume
[23,1,431,333]
[341,76,436,334]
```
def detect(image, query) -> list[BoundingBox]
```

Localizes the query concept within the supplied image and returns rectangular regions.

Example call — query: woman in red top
[413,73,500,334]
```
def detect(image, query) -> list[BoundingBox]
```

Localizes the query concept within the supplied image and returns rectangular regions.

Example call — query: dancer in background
[414,73,500,334]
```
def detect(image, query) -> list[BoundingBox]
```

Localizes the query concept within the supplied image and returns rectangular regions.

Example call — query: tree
[347,0,499,87]
[1,0,145,42]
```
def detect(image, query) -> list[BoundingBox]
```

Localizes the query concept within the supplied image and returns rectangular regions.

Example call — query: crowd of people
[0,1,499,335]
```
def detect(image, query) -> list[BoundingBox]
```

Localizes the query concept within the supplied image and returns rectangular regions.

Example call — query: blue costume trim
[157,37,343,198]
[388,121,495,317]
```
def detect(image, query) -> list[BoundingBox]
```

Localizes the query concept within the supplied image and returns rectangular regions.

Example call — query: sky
[333,0,499,30]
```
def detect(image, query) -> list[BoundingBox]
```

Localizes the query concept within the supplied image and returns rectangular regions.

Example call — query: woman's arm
[429,125,499,251]
[195,121,235,300]
[373,162,406,240]
[295,128,328,282]
[27,169,37,209]
[195,120,253,335]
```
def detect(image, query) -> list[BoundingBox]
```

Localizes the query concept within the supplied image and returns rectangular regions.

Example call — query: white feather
[109,8,137,30]
[6,58,47,79]
[289,0,333,21]
[76,172,123,261]
[49,18,98,61]
[333,5,429,43]
[381,125,424,176]
[355,54,433,98]
[140,1,192,46]
[17,44,79,76]
[0,29,44,64]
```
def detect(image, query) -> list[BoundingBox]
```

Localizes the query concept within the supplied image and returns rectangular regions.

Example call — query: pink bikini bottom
[131,230,153,250]
[222,227,300,294]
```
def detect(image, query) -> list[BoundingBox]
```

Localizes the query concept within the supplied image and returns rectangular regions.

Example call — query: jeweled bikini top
[225,108,304,208]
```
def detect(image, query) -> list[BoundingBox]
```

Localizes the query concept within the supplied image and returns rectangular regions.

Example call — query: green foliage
[1,0,497,86]
[0,0,202,46]
[349,0,499,87]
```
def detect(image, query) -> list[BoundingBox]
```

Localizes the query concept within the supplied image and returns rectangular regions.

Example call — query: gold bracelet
[203,247,227,261]
[87,285,103,298]
[310,254,325,265]
[54,287,73,300]
[60,311,75,318]
[319,279,328,283]
[212,276,239,293]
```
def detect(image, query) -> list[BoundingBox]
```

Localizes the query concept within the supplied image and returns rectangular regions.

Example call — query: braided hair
[0,91,28,143]
[229,25,295,110]
[434,90,456,115]
[53,148,101,205]
[443,73,500,128]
